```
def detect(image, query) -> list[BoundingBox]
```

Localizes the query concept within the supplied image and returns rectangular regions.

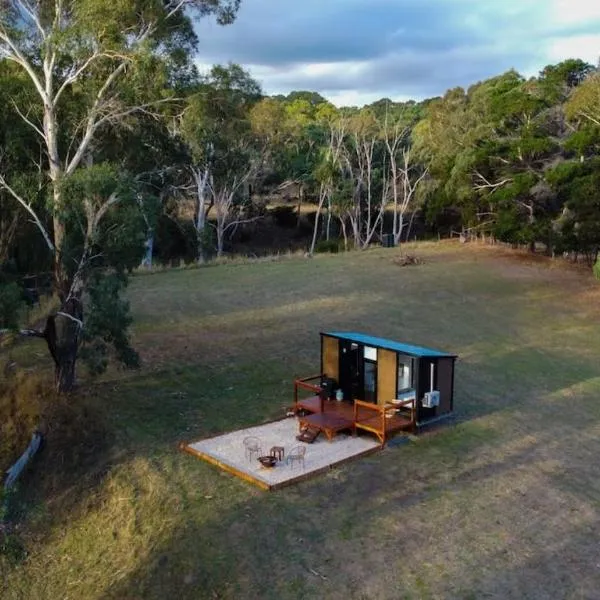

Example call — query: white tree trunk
[193,167,211,261]
[309,183,328,256]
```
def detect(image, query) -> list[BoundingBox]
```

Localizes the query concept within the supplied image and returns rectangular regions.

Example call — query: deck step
[296,426,320,444]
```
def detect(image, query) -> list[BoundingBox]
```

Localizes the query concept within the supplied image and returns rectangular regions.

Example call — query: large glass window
[397,357,413,392]
[364,361,377,403]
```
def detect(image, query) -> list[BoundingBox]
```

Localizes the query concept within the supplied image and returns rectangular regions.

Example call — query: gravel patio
[182,416,381,490]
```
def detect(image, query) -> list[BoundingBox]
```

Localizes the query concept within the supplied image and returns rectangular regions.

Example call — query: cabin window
[363,346,377,361]
[397,358,414,392]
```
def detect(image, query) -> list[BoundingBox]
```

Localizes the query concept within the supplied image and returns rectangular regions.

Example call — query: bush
[0,283,24,330]
[80,272,140,376]
[314,239,341,254]
[593,257,600,280]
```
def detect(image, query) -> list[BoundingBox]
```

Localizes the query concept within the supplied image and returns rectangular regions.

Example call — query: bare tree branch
[0,30,47,101]
[65,62,129,176]
[473,170,513,192]
[54,51,108,104]
[93,192,120,230]
[166,0,188,19]
[222,215,261,234]
[11,100,46,142]
[0,174,54,251]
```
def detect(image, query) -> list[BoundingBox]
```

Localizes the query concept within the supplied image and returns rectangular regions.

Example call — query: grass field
[3,241,600,599]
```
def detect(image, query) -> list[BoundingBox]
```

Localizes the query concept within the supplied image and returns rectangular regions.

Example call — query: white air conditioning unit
[422,391,440,408]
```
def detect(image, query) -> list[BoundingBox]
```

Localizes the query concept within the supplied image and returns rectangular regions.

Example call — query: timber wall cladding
[377,348,397,406]
[322,336,339,381]
[437,357,454,414]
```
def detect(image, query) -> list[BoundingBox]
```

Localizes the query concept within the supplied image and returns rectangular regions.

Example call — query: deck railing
[293,374,324,410]
[354,398,416,445]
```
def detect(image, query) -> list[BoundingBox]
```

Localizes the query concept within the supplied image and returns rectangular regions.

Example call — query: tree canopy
[1,0,600,396]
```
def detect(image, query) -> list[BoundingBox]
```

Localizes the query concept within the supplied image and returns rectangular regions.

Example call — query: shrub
[314,239,341,254]
[0,283,24,330]
[593,257,600,280]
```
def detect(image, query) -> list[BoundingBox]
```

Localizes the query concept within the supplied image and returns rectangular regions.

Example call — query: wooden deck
[298,411,354,441]
[296,394,415,445]
[298,395,354,418]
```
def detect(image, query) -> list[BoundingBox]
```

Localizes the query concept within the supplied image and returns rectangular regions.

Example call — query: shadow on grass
[99,409,600,600]
[11,393,116,536]
[16,338,599,559]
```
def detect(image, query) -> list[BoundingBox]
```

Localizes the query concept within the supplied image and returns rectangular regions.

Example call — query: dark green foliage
[548,158,600,264]
[57,163,154,272]
[493,206,528,245]
[538,59,595,104]
[153,214,198,264]
[564,126,600,158]
[286,91,327,106]
[0,283,23,330]
[80,273,140,376]
[412,60,600,261]
[314,239,341,254]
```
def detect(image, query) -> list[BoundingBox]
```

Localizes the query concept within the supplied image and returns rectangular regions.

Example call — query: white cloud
[549,0,600,25]
[194,0,600,106]
[324,90,412,108]
[546,35,600,66]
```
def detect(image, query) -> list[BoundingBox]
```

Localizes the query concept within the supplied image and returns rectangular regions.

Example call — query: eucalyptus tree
[547,158,600,265]
[309,112,346,256]
[180,64,262,258]
[0,60,46,268]
[0,0,240,391]
[380,104,429,246]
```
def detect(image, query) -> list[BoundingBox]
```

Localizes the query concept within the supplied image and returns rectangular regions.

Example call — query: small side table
[269,446,284,461]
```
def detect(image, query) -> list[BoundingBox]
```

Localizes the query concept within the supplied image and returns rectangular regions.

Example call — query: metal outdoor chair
[286,445,306,470]
[243,436,262,462]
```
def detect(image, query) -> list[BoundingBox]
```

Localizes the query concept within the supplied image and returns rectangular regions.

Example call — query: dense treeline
[1,0,600,389]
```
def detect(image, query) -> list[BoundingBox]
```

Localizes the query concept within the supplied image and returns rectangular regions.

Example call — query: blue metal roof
[323,331,455,358]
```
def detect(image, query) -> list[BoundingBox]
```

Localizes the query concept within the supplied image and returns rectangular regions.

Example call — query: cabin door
[338,340,362,402]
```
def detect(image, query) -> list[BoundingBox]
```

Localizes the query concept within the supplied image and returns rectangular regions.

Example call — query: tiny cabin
[319,331,456,426]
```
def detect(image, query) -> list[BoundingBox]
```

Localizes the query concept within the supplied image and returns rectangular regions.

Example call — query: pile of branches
[392,255,423,267]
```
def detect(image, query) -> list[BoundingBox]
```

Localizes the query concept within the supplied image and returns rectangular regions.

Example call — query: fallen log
[3,432,43,491]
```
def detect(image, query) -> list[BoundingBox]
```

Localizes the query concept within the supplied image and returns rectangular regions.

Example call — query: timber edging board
[179,438,382,491]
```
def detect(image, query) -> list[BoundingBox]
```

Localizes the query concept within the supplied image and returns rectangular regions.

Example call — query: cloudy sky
[194,0,600,107]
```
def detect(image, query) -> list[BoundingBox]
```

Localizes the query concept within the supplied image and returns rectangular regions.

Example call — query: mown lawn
[3,242,600,599]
